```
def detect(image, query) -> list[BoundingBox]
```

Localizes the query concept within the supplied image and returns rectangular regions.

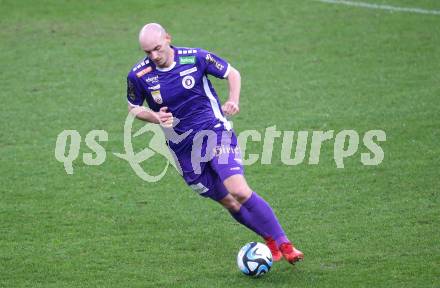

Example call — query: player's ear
[165,33,172,44]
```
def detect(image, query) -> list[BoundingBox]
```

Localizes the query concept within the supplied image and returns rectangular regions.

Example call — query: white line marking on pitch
[318,0,440,15]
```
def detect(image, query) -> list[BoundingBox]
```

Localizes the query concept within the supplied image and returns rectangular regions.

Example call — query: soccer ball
[237,242,273,277]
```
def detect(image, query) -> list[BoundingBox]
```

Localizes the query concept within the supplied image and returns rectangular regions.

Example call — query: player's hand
[157,106,174,128]
[222,101,239,116]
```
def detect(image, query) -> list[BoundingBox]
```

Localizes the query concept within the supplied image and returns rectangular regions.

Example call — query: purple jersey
[126,46,243,198]
[127,46,231,151]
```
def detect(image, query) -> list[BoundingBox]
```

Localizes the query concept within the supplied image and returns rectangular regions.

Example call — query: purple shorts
[174,126,244,201]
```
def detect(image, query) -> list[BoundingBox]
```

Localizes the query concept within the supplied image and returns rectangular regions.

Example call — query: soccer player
[126,23,303,264]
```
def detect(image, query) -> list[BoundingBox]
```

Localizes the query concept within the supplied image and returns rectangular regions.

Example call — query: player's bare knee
[223,175,252,201]
[234,189,252,204]
[228,182,252,203]
[218,194,241,212]
[229,186,252,203]
[226,201,241,212]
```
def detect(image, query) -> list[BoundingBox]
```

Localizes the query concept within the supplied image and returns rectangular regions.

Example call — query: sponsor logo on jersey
[145,75,159,83]
[148,84,160,90]
[182,75,195,89]
[151,90,163,104]
[205,54,224,71]
[179,67,198,76]
[179,56,195,65]
[136,66,152,78]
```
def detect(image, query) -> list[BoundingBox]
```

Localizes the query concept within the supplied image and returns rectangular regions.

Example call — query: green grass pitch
[1,0,439,287]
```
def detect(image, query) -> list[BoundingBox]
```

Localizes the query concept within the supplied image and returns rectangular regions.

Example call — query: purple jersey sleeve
[126,72,145,107]
[197,49,231,79]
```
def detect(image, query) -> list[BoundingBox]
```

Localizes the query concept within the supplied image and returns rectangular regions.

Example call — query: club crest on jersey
[151,90,163,104]
[182,75,195,89]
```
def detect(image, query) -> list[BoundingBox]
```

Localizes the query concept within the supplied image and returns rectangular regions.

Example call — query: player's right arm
[127,104,159,123]
[126,73,173,126]
[128,105,173,127]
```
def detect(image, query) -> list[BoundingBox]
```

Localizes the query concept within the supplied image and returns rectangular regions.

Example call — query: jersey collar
[155,61,176,72]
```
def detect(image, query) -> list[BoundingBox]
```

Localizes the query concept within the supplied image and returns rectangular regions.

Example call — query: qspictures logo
[54,110,386,183]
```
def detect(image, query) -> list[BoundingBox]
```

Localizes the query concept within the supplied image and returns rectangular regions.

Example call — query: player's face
[142,34,173,68]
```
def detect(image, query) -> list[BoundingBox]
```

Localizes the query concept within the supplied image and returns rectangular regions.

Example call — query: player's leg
[209,127,303,263]
[222,174,288,244]
[215,180,283,260]
[178,134,268,239]
[223,175,287,241]
[217,193,240,212]
[221,174,252,203]
[213,181,269,238]
[222,175,303,263]
[208,147,286,260]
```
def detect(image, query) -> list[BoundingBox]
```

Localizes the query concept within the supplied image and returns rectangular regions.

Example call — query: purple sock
[242,192,290,246]
[230,206,269,238]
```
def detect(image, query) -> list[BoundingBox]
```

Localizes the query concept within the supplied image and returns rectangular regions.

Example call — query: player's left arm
[222,66,241,116]
[198,49,241,116]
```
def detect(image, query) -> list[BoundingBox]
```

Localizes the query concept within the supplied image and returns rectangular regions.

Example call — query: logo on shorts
[182,75,195,89]
[189,183,209,195]
[213,145,241,156]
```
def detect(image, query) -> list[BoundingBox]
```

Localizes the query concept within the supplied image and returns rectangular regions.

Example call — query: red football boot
[279,242,304,264]
[264,237,282,261]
